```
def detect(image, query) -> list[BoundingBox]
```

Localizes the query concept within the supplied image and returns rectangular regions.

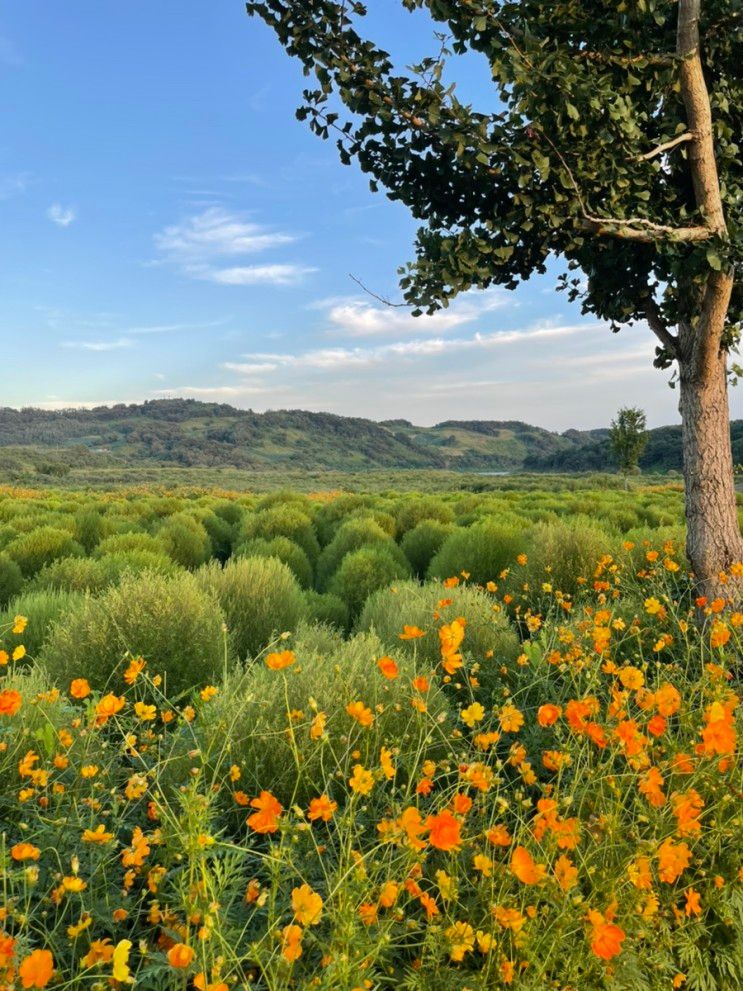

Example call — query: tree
[246,0,742,594]
[610,407,648,484]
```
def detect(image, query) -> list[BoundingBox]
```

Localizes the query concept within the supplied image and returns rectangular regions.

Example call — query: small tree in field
[247,0,742,594]
[610,407,648,485]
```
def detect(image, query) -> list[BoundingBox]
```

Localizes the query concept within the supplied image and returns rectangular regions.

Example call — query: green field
[0,478,740,990]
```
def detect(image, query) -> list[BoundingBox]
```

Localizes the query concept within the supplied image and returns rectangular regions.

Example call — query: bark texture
[674,0,742,593]
[678,288,743,592]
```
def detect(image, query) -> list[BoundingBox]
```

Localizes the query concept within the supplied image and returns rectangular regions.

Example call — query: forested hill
[0,399,738,473]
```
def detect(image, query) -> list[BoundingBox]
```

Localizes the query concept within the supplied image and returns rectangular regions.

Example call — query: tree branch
[640,131,694,160]
[580,217,711,243]
[644,297,680,357]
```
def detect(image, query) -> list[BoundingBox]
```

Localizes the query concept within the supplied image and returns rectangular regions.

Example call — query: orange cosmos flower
[94,693,125,724]
[657,838,692,883]
[486,824,512,847]
[684,889,702,917]
[265,650,296,670]
[69,678,91,700]
[426,809,462,852]
[281,924,303,962]
[247,791,283,834]
[672,789,704,837]
[309,711,326,740]
[399,625,425,640]
[377,655,399,679]
[627,855,653,890]
[18,949,54,989]
[588,910,626,960]
[537,703,561,727]
[398,806,428,850]
[0,689,22,717]
[499,704,524,733]
[554,854,578,891]
[655,682,681,717]
[307,795,337,822]
[11,842,41,861]
[82,824,114,844]
[345,701,374,727]
[510,846,547,885]
[123,657,146,685]
[167,943,195,969]
[291,884,323,926]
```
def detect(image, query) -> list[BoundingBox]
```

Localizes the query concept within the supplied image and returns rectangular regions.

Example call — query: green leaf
[706,249,723,271]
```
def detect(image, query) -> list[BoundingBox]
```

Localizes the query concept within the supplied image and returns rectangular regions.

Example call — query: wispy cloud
[224,322,593,376]
[60,337,133,352]
[321,289,507,338]
[209,264,317,286]
[47,203,76,227]
[125,318,228,336]
[153,207,313,287]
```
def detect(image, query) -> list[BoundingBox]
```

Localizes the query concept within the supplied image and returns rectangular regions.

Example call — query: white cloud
[153,207,313,286]
[154,385,271,398]
[224,322,593,376]
[316,288,508,338]
[61,337,133,352]
[209,264,317,286]
[155,207,294,259]
[47,204,76,227]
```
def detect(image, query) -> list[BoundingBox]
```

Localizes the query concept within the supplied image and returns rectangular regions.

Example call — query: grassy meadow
[0,476,741,990]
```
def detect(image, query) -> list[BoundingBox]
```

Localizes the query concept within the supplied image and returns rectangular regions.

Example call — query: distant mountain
[0,399,738,474]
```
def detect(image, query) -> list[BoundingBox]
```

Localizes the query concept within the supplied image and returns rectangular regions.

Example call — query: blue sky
[1,1,736,430]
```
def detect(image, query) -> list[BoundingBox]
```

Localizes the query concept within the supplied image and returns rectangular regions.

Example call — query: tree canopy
[247,0,741,365]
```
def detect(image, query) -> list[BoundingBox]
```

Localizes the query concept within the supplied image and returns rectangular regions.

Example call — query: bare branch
[349,273,408,308]
[640,132,694,160]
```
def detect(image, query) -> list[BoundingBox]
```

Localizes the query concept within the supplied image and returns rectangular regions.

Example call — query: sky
[1,1,736,431]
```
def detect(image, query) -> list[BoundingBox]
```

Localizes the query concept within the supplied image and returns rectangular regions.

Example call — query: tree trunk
[678,277,743,598]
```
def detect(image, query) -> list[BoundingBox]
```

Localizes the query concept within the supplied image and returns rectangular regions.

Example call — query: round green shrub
[96,550,180,584]
[238,506,320,563]
[40,571,226,695]
[313,494,376,546]
[0,554,23,606]
[31,556,111,594]
[400,520,454,578]
[196,629,450,805]
[523,516,614,598]
[1,589,86,659]
[358,580,520,699]
[197,556,306,662]
[236,536,313,589]
[328,545,411,619]
[201,512,234,562]
[428,519,526,585]
[316,517,407,591]
[303,590,349,630]
[5,527,84,578]
[395,496,455,538]
[95,532,163,557]
[158,513,212,569]
[74,509,106,553]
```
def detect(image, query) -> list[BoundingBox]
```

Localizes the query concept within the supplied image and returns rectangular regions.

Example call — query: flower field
[0,482,741,989]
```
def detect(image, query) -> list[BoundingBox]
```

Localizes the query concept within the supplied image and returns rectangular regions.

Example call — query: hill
[0,399,737,475]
